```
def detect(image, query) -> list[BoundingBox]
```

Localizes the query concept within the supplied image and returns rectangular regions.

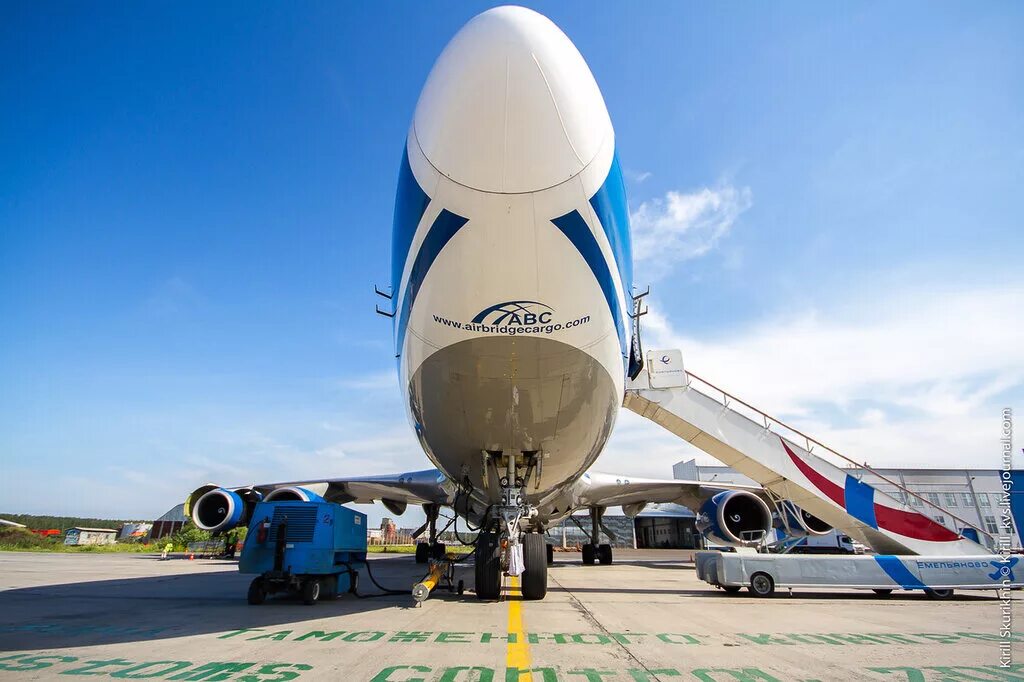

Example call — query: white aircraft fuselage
[393,7,633,522]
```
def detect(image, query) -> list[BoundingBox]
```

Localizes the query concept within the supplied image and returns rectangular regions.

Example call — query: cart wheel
[722,585,741,594]
[302,579,321,605]
[924,588,954,600]
[321,575,338,600]
[247,577,267,605]
[457,579,465,595]
[349,571,359,595]
[748,572,775,598]
[872,589,893,597]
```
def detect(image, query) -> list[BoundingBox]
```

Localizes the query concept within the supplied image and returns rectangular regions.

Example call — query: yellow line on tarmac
[506,575,532,681]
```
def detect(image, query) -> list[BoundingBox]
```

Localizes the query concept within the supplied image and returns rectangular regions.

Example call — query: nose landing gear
[474,451,548,600]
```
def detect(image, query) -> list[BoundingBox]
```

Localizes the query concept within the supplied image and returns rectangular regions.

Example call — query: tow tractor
[239,499,367,605]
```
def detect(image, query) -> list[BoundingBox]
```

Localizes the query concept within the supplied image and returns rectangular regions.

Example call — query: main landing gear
[474,452,547,601]
[580,506,613,566]
[414,504,448,564]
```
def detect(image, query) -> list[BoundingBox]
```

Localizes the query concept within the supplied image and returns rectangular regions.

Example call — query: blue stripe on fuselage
[588,154,633,304]
[391,148,431,296]
[395,209,470,355]
[551,209,627,359]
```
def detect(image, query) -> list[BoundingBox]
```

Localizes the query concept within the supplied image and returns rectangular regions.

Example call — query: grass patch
[366,544,473,560]
[367,544,417,554]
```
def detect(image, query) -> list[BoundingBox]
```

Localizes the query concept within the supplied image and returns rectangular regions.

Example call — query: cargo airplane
[186,6,818,600]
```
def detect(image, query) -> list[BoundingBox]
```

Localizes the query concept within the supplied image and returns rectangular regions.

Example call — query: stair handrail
[681,370,995,545]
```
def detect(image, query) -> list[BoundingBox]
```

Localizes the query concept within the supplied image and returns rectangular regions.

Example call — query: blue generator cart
[239,500,367,605]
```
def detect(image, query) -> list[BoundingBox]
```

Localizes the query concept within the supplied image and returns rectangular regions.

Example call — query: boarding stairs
[624,349,992,556]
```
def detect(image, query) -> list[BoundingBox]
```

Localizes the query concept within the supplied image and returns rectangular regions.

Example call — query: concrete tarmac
[0,550,1019,681]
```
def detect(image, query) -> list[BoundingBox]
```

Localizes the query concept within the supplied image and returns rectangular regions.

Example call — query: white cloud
[601,280,1024,475]
[630,185,752,279]
[624,169,652,184]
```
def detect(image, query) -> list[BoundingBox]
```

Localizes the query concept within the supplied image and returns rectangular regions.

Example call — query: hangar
[543,504,698,550]
[149,503,187,540]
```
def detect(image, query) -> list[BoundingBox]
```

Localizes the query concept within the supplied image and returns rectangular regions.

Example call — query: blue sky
[2,2,1021,524]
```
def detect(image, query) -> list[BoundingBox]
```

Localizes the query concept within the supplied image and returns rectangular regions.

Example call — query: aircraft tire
[415,542,429,564]
[598,543,613,565]
[475,532,501,600]
[521,534,547,600]
[582,544,596,565]
[546,543,554,566]
[430,543,447,560]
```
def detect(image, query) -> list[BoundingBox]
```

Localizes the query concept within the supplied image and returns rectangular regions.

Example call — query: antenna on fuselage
[374,285,395,317]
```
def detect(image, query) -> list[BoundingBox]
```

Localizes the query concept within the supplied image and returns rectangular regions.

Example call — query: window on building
[943,493,958,507]
[935,515,946,525]
[926,492,941,506]
[961,492,975,507]
[910,494,924,507]
[978,493,991,507]
[984,516,999,535]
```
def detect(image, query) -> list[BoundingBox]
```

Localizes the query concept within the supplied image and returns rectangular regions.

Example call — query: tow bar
[412,558,465,606]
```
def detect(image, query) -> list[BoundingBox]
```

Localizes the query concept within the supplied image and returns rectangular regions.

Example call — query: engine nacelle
[776,501,833,537]
[696,491,772,547]
[189,486,261,533]
[263,486,325,504]
[622,502,647,518]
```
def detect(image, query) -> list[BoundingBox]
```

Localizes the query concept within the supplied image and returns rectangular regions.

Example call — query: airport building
[149,504,187,540]
[63,527,117,546]
[674,458,1022,551]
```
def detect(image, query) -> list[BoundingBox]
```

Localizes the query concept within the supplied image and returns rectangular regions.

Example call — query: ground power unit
[239,500,367,605]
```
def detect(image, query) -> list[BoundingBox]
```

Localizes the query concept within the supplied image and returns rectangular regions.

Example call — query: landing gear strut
[415,504,447,564]
[582,506,613,566]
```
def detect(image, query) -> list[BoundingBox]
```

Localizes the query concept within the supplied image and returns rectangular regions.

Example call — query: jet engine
[187,485,261,533]
[696,491,772,547]
[262,486,325,503]
[776,500,833,537]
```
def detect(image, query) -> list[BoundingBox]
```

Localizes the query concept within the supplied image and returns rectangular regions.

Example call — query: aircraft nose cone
[413,6,613,194]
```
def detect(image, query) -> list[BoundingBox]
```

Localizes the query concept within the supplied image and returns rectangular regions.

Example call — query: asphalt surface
[0,550,1019,681]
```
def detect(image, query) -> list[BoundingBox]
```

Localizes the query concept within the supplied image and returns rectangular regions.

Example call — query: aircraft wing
[188,469,450,519]
[264,468,451,511]
[577,471,764,511]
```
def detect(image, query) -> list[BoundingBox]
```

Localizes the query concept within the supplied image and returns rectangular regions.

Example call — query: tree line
[0,513,143,531]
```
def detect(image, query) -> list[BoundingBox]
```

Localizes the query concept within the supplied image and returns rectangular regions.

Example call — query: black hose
[357,558,413,597]
[333,559,408,598]
[453,487,491,547]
